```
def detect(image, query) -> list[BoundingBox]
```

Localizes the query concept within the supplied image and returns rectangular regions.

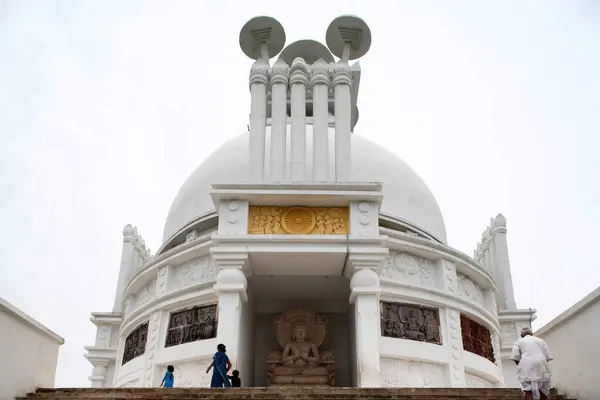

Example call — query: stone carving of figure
[314,215,325,234]
[280,325,326,372]
[267,310,334,386]
[249,216,264,234]
[273,216,284,234]
[403,309,426,342]
[422,310,441,343]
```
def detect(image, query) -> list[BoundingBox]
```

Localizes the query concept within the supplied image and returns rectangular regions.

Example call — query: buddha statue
[267,309,335,386]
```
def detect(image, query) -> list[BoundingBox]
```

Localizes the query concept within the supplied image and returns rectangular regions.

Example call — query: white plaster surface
[465,373,494,388]
[380,358,448,387]
[0,298,63,400]
[162,127,447,244]
[535,286,600,400]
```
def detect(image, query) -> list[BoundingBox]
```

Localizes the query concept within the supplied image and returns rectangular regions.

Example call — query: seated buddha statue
[267,310,335,386]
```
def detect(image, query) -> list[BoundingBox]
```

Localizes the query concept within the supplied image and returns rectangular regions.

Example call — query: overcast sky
[1,0,599,388]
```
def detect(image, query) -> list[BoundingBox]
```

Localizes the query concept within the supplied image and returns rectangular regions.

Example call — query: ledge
[498,309,537,322]
[90,312,123,326]
[0,296,64,345]
[210,182,383,209]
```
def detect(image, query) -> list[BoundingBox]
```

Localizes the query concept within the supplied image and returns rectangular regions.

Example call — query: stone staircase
[19,387,575,400]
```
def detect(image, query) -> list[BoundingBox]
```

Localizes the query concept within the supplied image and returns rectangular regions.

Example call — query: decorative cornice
[90,312,123,326]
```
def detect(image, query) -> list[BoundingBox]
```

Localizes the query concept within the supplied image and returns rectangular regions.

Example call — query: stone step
[19,388,574,400]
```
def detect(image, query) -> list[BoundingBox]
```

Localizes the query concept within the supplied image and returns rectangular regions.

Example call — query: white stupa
[84,15,535,389]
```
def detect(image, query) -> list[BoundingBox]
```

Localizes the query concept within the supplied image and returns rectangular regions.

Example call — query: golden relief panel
[248,206,349,235]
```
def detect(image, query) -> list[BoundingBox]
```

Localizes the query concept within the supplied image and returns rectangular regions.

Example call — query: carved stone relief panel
[457,273,485,306]
[122,322,148,365]
[124,295,136,316]
[460,315,494,363]
[185,229,198,243]
[380,358,448,387]
[248,206,349,235]
[95,325,112,349]
[135,279,156,310]
[381,252,436,287]
[118,378,140,388]
[165,304,218,348]
[380,301,442,345]
[169,256,216,292]
[465,373,493,388]
[175,360,211,387]
[500,322,517,348]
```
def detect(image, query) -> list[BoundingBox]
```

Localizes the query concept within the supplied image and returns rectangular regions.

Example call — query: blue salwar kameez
[210,351,232,388]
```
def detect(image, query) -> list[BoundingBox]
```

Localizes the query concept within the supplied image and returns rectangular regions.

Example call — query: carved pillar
[311,59,330,181]
[491,215,517,310]
[445,308,466,387]
[249,59,269,181]
[269,59,289,182]
[439,258,458,294]
[333,60,352,182]
[289,57,309,181]
[212,252,249,370]
[155,265,170,299]
[142,312,161,387]
[348,251,386,387]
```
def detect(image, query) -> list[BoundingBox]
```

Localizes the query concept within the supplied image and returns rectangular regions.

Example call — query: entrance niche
[250,275,351,387]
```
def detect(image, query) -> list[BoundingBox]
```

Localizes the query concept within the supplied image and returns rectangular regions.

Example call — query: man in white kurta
[511,327,553,400]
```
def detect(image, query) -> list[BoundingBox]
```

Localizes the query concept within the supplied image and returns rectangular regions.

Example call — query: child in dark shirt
[160,365,175,388]
[227,370,241,387]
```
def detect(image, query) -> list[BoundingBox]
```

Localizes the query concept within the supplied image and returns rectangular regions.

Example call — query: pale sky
[1,0,599,388]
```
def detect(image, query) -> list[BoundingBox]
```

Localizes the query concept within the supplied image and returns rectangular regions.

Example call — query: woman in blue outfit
[205,343,232,387]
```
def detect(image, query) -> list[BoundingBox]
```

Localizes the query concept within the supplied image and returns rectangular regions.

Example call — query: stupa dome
[162,128,447,244]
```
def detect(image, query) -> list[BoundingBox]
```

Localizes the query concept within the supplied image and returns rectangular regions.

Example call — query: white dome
[163,128,447,244]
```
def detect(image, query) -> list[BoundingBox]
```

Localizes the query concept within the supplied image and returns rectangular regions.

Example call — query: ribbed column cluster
[289,58,310,181]
[246,56,354,183]
[248,59,269,181]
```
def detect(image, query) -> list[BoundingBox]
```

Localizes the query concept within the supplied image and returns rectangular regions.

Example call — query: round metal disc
[326,15,371,60]
[239,16,286,60]
[278,40,334,65]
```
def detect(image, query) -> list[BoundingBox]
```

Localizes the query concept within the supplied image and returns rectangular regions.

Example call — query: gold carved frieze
[248,206,349,235]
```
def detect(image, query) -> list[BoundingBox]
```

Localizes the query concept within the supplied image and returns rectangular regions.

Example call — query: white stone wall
[113,242,219,387]
[0,302,63,399]
[379,243,503,388]
[536,291,600,400]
